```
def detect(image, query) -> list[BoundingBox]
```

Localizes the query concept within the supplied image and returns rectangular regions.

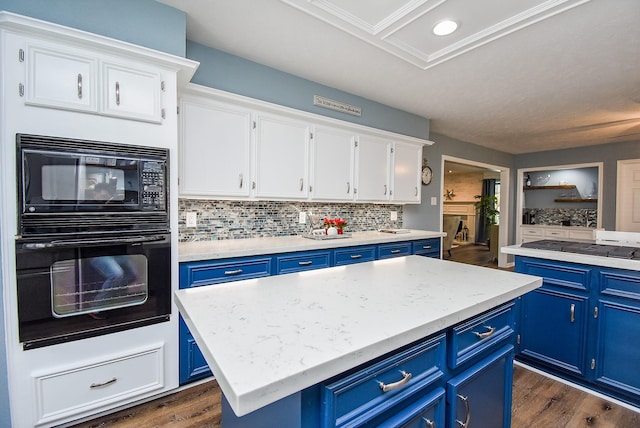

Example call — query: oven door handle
[22,235,168,249]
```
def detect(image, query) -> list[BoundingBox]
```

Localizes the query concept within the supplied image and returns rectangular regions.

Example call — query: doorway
[442,156,510,268]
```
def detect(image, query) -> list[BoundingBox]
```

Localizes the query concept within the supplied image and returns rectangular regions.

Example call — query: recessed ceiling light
[433,20,458,36]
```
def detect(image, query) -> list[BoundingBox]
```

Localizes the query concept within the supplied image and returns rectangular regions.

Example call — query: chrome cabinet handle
[422,418,435,428]
[570,304,575,323]
[115,81,120,105]
[90,377,117,389]
[300,178,304,191]
[422,245,432,250]
[350,254,362,259]
[378,370,412,392]
[414,186,418,196]
[391,249,401,254]
[384,184,388,195]
[473,325,496,339]
[239,173,243,189]
[224,269,243,276]
[456,394,471,427]
[298,261,313,266]
[77,74,83,99]
[347,181,350,194]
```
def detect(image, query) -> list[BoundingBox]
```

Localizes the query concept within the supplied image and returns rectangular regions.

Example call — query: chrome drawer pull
[422,245,432,249]
[390,249,401,254]
[224,269,243,275]
[570,304,575,323]
[350,254,362,259]
[115,81,120,105]
[90,377,117,389]
[456,394,471,427]
[422,418,435,428]
[473,325,495,339]
[77,73,83,99]
[379,370,412,392]
[298,261,313,266]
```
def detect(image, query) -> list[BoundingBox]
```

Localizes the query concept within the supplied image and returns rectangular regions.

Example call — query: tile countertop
[502,244,640,271]
[178,229,445,262]
[174,255,542,417]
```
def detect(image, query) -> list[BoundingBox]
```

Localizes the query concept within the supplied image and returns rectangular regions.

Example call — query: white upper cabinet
[25,42,98,112]
[23,38,165,123]
[354,136,391,202]
[102,61,162,122]
[391,141,422,203]
[310,126,355,201]
[179,95,252,198]
[254,113,310,200]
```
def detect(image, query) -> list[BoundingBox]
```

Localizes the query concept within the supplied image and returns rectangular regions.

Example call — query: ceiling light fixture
[433,20,458,36]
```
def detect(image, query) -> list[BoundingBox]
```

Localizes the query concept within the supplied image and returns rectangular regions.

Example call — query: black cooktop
[521,240,640,259]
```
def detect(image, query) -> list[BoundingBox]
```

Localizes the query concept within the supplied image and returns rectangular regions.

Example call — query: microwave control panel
[141,161,166,210]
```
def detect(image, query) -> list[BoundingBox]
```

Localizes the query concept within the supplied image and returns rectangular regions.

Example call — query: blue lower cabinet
[275,250,332,274]
[334,245,376,266]
[447,345,514,428]
[378,242,412,259]
[411,238,441,259]
[376,387,445,428]
[179,316,212,384]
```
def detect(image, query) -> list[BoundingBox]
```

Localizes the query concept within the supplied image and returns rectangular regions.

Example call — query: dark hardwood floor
[71,244,640,428]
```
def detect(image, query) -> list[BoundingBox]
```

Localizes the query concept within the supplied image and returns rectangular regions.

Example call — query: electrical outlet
[390,211,398,221]
[431,197,437,206]
[186,212,197,228]
[298,212,307,224]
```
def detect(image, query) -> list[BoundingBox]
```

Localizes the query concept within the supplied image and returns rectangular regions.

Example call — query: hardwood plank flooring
[71,245,640,427]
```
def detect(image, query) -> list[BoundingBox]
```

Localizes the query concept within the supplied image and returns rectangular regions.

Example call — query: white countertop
[179,229,445,262]
[174,255,542,416]
[502,244,640,271]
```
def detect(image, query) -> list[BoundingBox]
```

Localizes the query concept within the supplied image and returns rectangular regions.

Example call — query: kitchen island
[175,255,541,427]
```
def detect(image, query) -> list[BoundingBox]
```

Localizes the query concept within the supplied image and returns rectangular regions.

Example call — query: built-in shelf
[554,198,598,203]
[523,185,576,190]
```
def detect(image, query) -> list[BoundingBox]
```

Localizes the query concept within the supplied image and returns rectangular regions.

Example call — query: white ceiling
[157,0,640,154]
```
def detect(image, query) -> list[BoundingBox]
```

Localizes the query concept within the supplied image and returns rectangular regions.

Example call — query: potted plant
[474,195,499,226]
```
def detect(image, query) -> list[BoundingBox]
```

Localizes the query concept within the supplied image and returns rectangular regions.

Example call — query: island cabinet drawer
[516,257,592,292]
[33,344,164,425]
[321,333,446,428]
[378,242,412,259]
[334,246,376,266]
[448,303,515,369]
[412,238,441,258]
[275,250,332,274]
[179,257,273,288]
[598,268,640,302]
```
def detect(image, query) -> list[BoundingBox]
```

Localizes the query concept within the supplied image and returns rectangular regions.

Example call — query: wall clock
[422,166,433,185]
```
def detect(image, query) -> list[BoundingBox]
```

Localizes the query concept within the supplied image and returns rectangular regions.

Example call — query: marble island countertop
[179,229,445,262]
[174,255,542,417]
[502,244,640,271]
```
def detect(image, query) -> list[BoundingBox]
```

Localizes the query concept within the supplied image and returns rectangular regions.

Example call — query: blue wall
[0,0,187,56]
[188,41,430,140]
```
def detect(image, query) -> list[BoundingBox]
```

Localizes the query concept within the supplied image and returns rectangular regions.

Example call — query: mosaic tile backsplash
[522,208,597,228]
[178,199,404,242]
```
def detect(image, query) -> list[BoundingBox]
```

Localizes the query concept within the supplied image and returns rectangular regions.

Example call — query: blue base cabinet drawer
[321,334,445,428]
[377,387,444,428]
[378,242,412,259]
[180,257,273,287]
[275,250,332,274]
[448,302,515,369]
[412,238,441,259]
[334,246,376,266]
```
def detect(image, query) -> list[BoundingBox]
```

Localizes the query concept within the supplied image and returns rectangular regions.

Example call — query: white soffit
[280,0,592,69]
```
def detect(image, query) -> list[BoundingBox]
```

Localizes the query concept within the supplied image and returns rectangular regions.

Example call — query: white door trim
[616,158,640,232]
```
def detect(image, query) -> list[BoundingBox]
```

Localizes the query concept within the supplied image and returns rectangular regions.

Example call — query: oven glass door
[16,233,171,350]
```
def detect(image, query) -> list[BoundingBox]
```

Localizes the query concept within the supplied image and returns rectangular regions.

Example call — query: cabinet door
[446,345,514,428]
[102,61,162,123]
[354,136,390,202]
[310,126,355,201]
[391,142,422,203]
[25,42,98,112]
[519,288,589,376]
[594,300,640,399]
[254,113,310,199]
[179,97,252,198]
[377,387,445,428]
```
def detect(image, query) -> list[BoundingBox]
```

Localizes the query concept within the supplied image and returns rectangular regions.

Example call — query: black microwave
[17,134,170,236]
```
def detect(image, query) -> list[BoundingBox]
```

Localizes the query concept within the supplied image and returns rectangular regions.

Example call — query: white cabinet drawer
[568,229,595,240]
[521,227,544,237]
[544,229,568,239]
[34,343,165,425]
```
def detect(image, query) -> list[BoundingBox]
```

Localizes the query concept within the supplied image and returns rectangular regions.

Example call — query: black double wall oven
[15,134,172,350]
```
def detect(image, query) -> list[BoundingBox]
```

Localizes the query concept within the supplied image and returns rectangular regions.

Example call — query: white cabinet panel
[355,136,390,202]
[254,113,310,199]
[179,97,251,198]
[392,141,422,203]
[26,42,98,112]
[310,126,355,201]
[102,62,162,123]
